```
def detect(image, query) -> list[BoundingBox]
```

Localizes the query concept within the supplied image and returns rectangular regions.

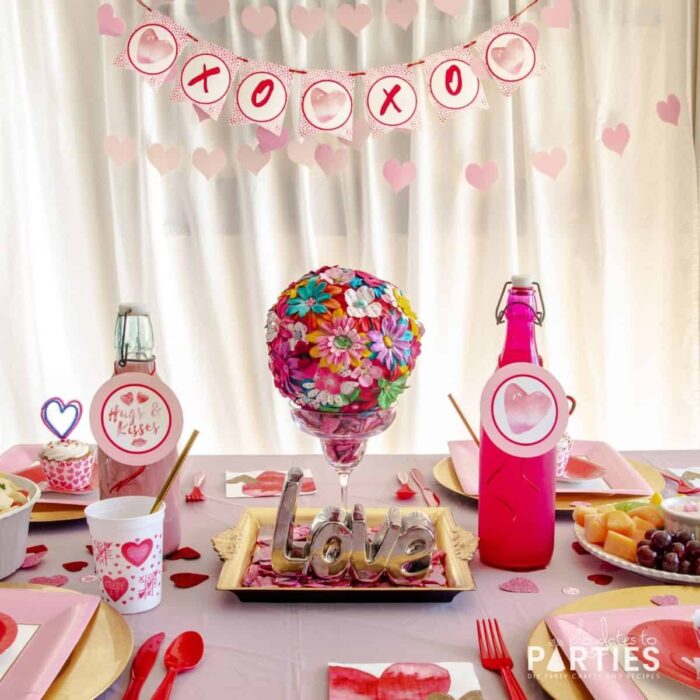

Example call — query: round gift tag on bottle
[480,362,568,458]
[89,373,183,466]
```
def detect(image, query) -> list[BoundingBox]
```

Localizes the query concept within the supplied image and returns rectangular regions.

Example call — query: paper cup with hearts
[85,496,165,614]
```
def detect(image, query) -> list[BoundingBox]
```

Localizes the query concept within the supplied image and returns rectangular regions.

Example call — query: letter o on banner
[429,59,479,111]
[237,71,288,122]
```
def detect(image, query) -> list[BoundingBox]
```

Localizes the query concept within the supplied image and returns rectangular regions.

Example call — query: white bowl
[0,475,41,579]
[661,495,700,539]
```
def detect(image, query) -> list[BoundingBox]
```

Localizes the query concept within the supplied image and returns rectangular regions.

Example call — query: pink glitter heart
[499,576,539,593]
[650,594,679,606]
[29,575,68,587]
[20,551,47,569]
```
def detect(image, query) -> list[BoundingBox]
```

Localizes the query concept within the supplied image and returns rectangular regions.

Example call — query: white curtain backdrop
[1,0,698,455]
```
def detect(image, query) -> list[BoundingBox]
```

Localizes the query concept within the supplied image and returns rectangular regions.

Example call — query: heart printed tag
[299,70,355,139]
[41,397,83,441]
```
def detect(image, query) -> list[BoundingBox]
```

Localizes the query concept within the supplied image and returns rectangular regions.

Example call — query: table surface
[6,449,699,699]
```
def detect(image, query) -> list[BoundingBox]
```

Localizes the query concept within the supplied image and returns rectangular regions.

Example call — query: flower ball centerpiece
[266,266,423,506]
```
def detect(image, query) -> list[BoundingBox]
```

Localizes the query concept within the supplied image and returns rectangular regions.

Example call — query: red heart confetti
[499,576,539,593]
[20,551,47,569]
[26,544,48,555]
[587,574,613,586]
[62,561,89,572]
[165,547,201,561]
[650,594,679,606]
[571,542,589,556]
[86,544,93,555]
[29,575,69,587]
[170,572,209,589]
[394,483,417,501]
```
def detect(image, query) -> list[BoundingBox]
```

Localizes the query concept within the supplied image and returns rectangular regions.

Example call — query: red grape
[685,541,700,561]
[644,528,657,540]
[636,546,656,568]
[662,552,680,573]
[650,530,673,552]
[669,542,686,559]
[636,539,651,550]
[680,560,692,575]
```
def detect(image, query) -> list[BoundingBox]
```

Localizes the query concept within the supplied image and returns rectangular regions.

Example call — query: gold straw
[447,394,480,447]
[150,429,200,514]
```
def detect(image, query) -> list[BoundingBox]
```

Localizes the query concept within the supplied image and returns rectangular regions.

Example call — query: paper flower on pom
[266,266,423,411]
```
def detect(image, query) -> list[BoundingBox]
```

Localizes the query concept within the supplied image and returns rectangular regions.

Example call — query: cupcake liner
[41,451,95,492]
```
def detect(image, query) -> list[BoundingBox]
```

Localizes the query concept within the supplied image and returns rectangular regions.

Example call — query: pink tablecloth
[4,450,695,699]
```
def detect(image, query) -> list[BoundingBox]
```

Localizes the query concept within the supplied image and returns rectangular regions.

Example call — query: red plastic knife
[122,632,166,700]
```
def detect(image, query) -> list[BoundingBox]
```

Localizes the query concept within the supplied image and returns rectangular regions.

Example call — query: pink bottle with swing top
[478,275,557,570]
[96,303,181,555]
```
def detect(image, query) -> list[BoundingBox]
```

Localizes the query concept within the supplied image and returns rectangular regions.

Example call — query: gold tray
[527,584,700,699]
[31,502,87,523]
[0,582,133,699]
[212,507,477,602]
[433,457,664,512]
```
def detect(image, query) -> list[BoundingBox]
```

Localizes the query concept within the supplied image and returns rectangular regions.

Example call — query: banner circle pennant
[366,75,417,128]
[236,70,289,123]
[302,80,353,132]
[480,363,568,458]
[126,23,178,76]
[180,53,232,105]
[485,31,536,83]
[428,59,479,111]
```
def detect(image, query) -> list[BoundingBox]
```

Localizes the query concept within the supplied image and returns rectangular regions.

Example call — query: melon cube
[606,510,635,537]
[632,516,655,534]
[584,513,608,545]
[573,505,597,526]
[630,528,647,544]
[628,505,664,528]
[596,504,616,514]
[603,530,638,562]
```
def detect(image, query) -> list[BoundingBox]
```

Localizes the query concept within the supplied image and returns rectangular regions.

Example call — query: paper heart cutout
[238,145,271,175]
[122,539,153,567]
[541,0,572,28]
[491,37,525,75]
[170,572,210,588]
[20,551,47,569]
[469,56,490,81]
[103,575,129,601]
[432,0,465,17]
[336,3,373,37]
[651,594,679,606]
[120,392,134,405]
[40,397,82,441]
[587,573,613,586]
[571,542,590,555]
[257,126,289,153]
[165,546,201,561]
[241,5,277,38]
[104,135,136,166]
[310,88,348,123]
[62,560,89,572]
[29,575,68,588]
[499,576,539,593]
[383,159,416,193]
[602,123,630,155]
[147,144,182,176]
[339,117,371,150]
[465,161,498,191]
[532,147,567,180]
[136,28,174,64]
[195,0,230,23]
[657,94,680,126]
[290,5,325,39]
[287,139,317,167]
[97,3,125,37]
[520,22,539,49]
[192,147,227,180]
[315,144,349,176]
[385,0,418,30]
[504,382,551,434]
[27,544,48,555]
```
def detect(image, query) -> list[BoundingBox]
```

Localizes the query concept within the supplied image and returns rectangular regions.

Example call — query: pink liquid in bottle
[478,276,556,570]
[97,304,181,556]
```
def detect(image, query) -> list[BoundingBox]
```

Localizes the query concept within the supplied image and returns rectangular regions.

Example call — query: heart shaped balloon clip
[40,397,83,441]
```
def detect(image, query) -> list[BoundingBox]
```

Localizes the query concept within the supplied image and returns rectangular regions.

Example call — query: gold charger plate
[0,582,133,699]
[527,584,700,699]
[213,506,477,602]
[31,502,87,523]
[433,457,664,512]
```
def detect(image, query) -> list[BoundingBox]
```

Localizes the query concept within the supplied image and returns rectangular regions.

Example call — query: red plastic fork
[658,469,700,495]
[476,618,528,700]
[185,472,206,502]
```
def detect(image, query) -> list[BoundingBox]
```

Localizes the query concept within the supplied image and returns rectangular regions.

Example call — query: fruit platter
[573,498,700,584]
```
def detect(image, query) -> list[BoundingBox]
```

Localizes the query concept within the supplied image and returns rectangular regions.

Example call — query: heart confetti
[241,5,277,38]
[20,551,47,569]
[499,576,539,593]
[383,159,416,193]
[562,586,580,596]
[165,546,201,561]
[651,594,679,606]
[192,147,227,180]
[385,0,418,30]
[541,0,572,29]
[657,94,680,126]
[290,5,325,39]
[287,139,317,167]
[257,126,290,154]
[104,135,136,166]
[336,3,373,37]
[238,145,271,175]
[532,148,567,180]
[97,3,125,37]
[147,144,182,176]
[395,483,417,501]
[195,0,230,23]
[29,575,69,588]
[602,123,630,155]
[40,397,83,441]
[465,161,499,192]
[571,542,590,555]
[27,544,48,555]
[170,572,210,589]
[587,573,613,586]
[62,561,89,572]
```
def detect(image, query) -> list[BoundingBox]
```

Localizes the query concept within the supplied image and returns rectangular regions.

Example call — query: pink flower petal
[499,576,539,593]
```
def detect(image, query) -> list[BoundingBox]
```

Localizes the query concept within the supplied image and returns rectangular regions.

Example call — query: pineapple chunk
[606,510,635,537]
[628,505,664,528]
[584,513,608,545]
[573,505,597,526]
[603,530,637,562]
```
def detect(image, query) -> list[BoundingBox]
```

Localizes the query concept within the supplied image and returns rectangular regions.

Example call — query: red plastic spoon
[150,631,204,700]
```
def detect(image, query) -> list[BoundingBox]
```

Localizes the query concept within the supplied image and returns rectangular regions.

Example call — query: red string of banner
[132,0,540,76]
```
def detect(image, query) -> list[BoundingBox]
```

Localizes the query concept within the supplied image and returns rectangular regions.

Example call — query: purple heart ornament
[40,397,83,441]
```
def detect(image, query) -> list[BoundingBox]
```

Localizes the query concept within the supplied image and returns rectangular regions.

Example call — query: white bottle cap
[511,274,533,288]
[118,302,149,316]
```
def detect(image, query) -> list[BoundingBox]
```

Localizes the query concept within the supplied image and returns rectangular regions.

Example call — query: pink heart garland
[102,575,129,601]
[465,161,499,191]
[147,144,182,176]
[339,117,371,150]
[315,144,349,177]
[97,3,125,37]
[192,147,227,180]
[499,576,539,593]
[256,126,289,153]
[650,594,679,606]
[287,139,317,167]
[238,145,271,175]
[104,136,136,166]
[532,148,566,180]
[602,123,630,155]
[336,3,373,37]
[195,0,230,23]
[29,575,68,588]
[121,539,153,567]
[433,0,465,17]
[383,159,416,193]
[657,94,680,126]
[193,104,211,122]
[520,22,540,49]
[241,5,277,38]
[541,0,572,29]
[385,0,418,30]
[290,5,326,39]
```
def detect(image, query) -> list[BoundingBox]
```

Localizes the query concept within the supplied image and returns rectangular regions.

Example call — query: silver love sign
[271,467,436,583]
